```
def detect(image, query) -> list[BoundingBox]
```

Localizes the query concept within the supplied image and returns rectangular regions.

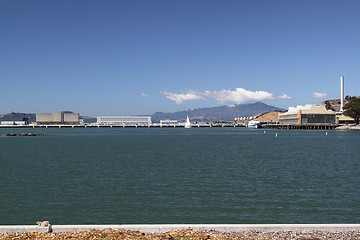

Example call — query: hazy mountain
[0,112,36,122]
[151,102,283,122]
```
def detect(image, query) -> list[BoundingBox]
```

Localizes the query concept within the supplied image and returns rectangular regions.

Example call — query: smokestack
[340,76,344,112]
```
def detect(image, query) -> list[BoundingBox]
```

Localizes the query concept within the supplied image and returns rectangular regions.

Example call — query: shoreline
[1,224,360,234]
[1,224,360,240]
[335,125,360,130]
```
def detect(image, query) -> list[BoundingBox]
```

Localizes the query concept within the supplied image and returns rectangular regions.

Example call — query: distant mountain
[151,102,283,122]
[0,113,36,122]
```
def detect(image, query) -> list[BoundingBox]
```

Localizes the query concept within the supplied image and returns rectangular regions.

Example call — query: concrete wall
[36,113,54,123]
[64,113,79,123]
[53,112,63,122]
[36,112,79,124]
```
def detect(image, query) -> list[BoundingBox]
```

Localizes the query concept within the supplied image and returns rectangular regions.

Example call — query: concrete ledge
[1,224,360,234]
[0,225,49,234]
[118,224,360,233]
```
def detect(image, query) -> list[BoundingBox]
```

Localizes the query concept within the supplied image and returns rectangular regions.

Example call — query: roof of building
[301,105,335,114]
[279,104,336,117]
[287,104,312,113]
[338,115,354,121]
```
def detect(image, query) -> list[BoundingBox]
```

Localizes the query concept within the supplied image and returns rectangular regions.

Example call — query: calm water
[0,127,359,224]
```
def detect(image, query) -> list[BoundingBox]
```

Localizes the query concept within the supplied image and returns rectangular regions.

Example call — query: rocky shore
[335,125,360,130]
[1,228,360,240]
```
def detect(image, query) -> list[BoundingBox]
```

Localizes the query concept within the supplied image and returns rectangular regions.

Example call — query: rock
[36,221,50,227]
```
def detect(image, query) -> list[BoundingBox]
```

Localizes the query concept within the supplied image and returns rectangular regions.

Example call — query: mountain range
[0,102,283,123]
[151,102,283,122]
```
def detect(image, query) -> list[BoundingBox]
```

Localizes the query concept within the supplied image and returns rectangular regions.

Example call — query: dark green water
[0,127,359,224]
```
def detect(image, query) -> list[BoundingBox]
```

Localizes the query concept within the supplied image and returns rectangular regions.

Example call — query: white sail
[184,116,192,128]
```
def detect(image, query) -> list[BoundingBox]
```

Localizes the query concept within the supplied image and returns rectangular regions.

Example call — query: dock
[0,123,244,128]
[0,123,343,130]
[262,124,338,130]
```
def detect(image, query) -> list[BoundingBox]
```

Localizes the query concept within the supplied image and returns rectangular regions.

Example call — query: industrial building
[160,119,178,125]
[278,76,359,126]
[278,105,336,125]
[97,116,152,126]
[36,112,79,125]
[0,121,27,126]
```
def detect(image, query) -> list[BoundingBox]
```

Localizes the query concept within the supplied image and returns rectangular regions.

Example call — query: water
[0,127,359,224]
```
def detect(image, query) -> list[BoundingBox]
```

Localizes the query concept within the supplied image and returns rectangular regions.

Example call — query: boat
[247,120,261,128]
[184,116,192,128]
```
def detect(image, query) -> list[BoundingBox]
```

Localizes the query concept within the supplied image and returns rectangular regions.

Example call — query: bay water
[0,127,359,224]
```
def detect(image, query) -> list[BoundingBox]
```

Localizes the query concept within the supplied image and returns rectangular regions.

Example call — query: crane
[11,111,30,125]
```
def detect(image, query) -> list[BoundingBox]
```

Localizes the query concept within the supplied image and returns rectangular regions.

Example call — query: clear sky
[1,0,360,116]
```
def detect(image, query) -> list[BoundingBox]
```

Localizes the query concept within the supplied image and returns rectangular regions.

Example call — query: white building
[97,116,152,126]
[160,119,178,125]
[1,121,27,126]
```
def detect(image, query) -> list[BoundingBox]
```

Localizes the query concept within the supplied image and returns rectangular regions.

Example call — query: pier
[0,123,245,128]
[0,123,342,130]
[262,124,338,130]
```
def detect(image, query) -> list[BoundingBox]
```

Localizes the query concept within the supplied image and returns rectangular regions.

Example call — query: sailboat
[184,116,192,128]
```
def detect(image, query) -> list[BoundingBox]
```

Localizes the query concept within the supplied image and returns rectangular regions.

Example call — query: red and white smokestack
[340,76,344,112]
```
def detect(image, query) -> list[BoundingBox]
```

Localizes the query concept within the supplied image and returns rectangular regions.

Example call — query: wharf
[0,124,341,130]
[262,124,338,130]
[0,123,244,128]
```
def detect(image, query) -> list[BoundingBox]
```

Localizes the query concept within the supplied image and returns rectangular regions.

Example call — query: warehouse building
[278,105,336,125]
[160,119,178,125]
[0,121,27,126]
[97,116,152,126]
[36,112,79,125]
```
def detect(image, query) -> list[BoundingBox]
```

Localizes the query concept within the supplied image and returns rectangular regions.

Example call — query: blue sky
[1,0,360,116]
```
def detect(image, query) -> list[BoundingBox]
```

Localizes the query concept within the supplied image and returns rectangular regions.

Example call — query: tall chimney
[340,76,344,112]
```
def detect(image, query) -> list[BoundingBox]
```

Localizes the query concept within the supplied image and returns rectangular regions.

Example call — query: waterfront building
[160,119,178,125]
[0,121,27,126]
[278,105,336,125]
[36,112,80,125]
[336,113,355,125]
[97,116,152,125]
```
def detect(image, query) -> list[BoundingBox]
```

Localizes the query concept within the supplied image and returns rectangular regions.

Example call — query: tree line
[344,97,360,124]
